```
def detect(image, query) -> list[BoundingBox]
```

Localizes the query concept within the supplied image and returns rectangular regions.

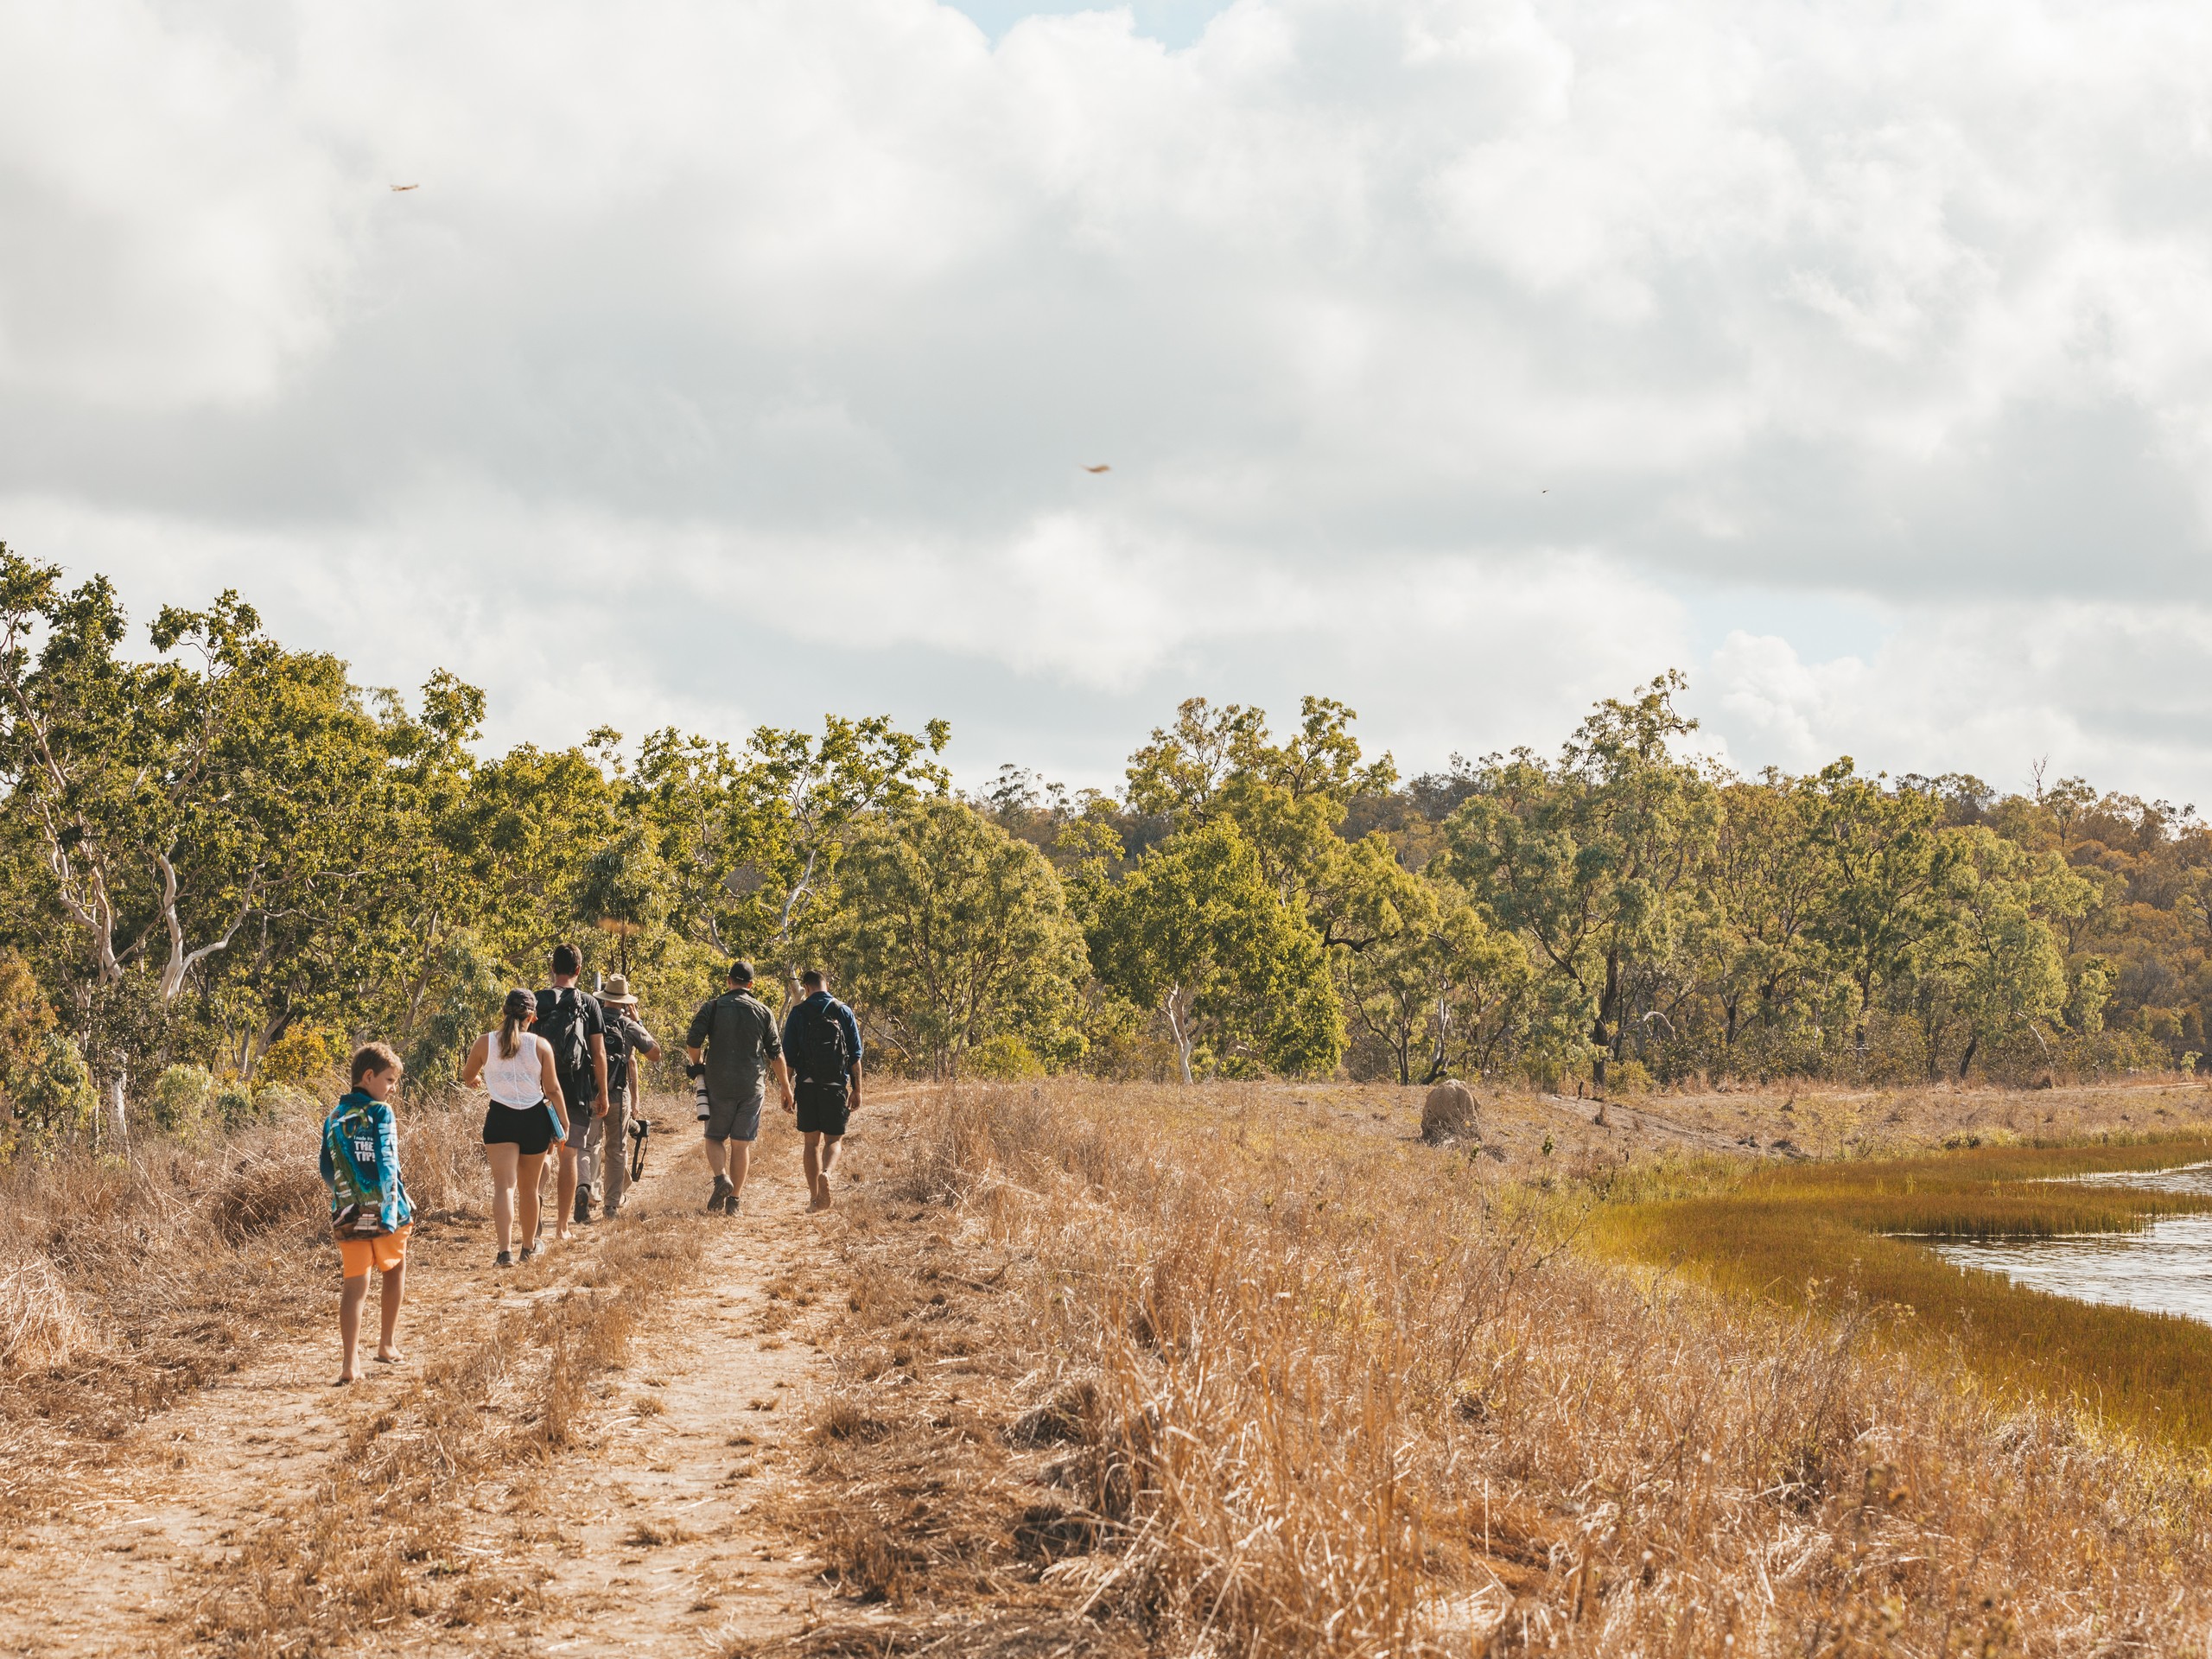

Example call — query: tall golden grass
[800,1082,2212,1656]
[0,1087,497,1517]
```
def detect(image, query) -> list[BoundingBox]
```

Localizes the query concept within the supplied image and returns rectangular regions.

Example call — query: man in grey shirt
[683,959,794,1216]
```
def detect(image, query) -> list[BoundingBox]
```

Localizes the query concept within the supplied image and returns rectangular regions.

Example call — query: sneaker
[495,1249,514,1268]
[574,1200,593,1225]
[725,1191,742,1217]
[519,1244,537,1263]
[708,1177,734,1215]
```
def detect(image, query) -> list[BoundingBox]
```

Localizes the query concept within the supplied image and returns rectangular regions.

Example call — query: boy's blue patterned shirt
[319,1090,413,1234]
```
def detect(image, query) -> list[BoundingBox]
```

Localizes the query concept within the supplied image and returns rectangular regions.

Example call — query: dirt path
[0,1125,850,1656]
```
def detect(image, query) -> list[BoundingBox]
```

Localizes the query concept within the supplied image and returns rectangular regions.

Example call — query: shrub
[251,1084,321,1123]
[258,1026,336,1089]
[1607,1058,1654,1096]
[214,1082,257,1130]
[0,1030,96,1159]
[965,1035,1046,1081]
[151,1065,218,1146]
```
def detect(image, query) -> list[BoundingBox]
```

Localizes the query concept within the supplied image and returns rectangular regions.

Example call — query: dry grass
[181,1208,702,1655]
[0,1090,493,1529]
[0,1255,89,1372]
[772,1081,2212,1657]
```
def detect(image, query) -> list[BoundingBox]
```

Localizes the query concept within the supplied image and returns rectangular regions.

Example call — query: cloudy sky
[4,0,2212,801]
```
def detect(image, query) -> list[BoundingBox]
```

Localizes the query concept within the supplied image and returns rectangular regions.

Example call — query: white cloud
[1705,601,2212,804]
[4,0,2212,793]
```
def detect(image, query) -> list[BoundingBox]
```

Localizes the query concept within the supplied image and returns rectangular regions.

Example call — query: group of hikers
[317,946,865,1383]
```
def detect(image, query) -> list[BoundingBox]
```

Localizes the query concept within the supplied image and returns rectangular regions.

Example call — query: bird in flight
[1083,464,1110,474]
[391,183,419,192]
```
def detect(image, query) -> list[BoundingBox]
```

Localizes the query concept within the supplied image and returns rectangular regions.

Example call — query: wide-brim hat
[601,974,640,1007]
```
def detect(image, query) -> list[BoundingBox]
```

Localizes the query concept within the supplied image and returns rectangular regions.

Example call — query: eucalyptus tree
[1443,673,1719,1082]
[1087,819,1342,1083]
[1904,827,2093,1078]
[0,550,423,1132]
[813,798,1088,1076]
[631,715,950,995]
[1799,760,1956,1058]
[1338,880,1534,1084]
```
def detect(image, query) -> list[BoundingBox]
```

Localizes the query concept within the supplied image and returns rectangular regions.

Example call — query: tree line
[0,550,2200,1155]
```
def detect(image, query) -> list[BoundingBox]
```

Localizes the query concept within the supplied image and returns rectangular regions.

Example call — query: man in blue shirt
[781,967,862,1212]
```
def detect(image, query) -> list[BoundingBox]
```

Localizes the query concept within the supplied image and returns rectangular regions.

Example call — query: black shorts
[483,1101,557,1155]
[795,1080,849,1138]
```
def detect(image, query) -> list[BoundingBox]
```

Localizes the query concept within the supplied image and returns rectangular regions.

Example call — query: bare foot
[808,1189,831,1213]
[373,1350,404,1364]
[334,1372,356,1387]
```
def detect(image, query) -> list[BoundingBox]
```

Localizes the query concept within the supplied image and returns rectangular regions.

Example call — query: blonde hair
[499,988,534,1059]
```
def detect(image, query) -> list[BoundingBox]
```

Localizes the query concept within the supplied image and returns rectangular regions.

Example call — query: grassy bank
[1597,1136,2212,1451]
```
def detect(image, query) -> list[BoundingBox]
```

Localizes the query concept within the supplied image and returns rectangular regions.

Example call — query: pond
[1929,1162,2212,1326]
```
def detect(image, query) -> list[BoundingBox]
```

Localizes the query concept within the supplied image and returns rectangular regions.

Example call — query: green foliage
[1088,820,1343,1081]
[400,930,509,1094]
[151,1065,218,1146]
[3,550,2212,1110]
[813,799,1089,1077]
[1,1030,96,1158]
[965,1034,1048,1080]
[257,1026,335,1088]
[1444,673,1718,1084]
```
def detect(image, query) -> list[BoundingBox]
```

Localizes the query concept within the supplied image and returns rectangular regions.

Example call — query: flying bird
[391,183,419,192]
[1083,464,1111,474]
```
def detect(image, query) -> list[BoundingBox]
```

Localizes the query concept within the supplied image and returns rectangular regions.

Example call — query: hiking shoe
[574,1200,592,1225]
[724,1192,742,1217]
[519,1244,537,1263]
[708,1177,734,1214]
[495,1249,514,1268]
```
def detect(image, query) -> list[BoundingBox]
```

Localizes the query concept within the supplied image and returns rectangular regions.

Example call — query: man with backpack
[683,960,794,1217]
[576,972,661,1224]
[782,968,862,1213]
[537,944,611,1244]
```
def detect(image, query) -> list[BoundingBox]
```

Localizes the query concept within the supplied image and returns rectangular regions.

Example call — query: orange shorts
[338,1223,410,1280]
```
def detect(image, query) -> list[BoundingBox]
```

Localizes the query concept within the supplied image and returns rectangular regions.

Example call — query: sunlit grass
[795,1082,2212,1656]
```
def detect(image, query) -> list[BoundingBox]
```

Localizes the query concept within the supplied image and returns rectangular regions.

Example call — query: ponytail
[499,988,534,1058]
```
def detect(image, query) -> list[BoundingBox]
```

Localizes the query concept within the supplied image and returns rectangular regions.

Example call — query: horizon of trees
[0,548,2200,1157]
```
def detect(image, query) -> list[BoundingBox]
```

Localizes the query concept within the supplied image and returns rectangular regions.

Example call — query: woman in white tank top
[461,989,569,1266]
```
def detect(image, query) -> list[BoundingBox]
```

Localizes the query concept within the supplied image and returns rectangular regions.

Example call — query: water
[1929,1163,2212,1325]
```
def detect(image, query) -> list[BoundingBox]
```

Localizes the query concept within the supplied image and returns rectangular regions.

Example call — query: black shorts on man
[794,1079,849,1138]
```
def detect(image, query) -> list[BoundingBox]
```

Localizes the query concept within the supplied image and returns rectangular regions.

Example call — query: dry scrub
[779,1082,2212,1656]
[180,1210,704,1656]
[0,1090,493,1529]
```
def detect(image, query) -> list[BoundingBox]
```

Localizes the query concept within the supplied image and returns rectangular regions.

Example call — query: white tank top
[485,1030,549,1107]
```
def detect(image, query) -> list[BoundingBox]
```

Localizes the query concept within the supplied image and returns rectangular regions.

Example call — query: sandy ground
[0,1122,855,1657]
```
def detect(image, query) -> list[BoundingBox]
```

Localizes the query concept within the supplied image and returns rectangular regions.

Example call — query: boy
[321,1042,413,1385]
